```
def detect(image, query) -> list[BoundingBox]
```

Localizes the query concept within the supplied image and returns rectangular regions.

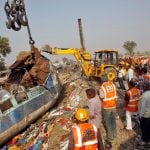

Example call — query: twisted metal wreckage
[0,0,62,145]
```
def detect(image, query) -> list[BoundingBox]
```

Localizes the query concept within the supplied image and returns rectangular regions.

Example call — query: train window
[44,74,57,96]
[0,89,13,113]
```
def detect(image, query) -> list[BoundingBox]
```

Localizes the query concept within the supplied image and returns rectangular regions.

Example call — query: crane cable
[4,0,35,48]
[21,0,35,47]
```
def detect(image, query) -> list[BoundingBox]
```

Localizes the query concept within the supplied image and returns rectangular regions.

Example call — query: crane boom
[78,18,86,52]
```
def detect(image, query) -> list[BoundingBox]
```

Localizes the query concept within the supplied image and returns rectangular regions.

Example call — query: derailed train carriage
[0,48,62,145]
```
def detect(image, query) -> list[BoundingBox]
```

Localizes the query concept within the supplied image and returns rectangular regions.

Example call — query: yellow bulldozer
[43,18,119,81]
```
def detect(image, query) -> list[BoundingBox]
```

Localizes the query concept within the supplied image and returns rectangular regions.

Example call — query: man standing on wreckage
[99,74,117,149]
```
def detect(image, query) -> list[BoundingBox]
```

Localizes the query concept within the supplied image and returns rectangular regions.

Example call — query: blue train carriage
[0,48,62,145]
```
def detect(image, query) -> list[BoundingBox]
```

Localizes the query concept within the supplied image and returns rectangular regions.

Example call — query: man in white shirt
[118,65,126,90]
[86,88,102,128]
[126,65,134,82]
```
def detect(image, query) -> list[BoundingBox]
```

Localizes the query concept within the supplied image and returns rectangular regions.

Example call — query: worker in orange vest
[142,67,150,82]
[68,108,104,150]
[99,74,117,149]
[124,79,140,130]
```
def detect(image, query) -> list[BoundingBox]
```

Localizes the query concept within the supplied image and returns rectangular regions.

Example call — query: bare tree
[123,41,137,55]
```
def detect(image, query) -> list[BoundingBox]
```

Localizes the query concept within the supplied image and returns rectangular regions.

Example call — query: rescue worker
[142,67,150,82]
[124,79,140,130]
[68,108,104,150]
[99,74,117,148]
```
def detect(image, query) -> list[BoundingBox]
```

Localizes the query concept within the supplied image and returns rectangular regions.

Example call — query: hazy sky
[0,0,150,65]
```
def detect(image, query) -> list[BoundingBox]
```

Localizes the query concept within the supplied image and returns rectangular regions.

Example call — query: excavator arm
[43,47,94,77]
[52,48,78,55]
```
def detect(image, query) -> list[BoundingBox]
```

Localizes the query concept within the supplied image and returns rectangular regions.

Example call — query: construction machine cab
[94,49,118,67]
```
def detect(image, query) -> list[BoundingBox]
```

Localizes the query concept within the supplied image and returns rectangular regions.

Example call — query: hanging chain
[21,0,35,47]
[4,0,35,47]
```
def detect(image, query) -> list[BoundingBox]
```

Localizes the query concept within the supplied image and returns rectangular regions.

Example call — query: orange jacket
[144,74,150,82]
[71,123,98,150]
[100,81,117,109]
[125,87,140,112]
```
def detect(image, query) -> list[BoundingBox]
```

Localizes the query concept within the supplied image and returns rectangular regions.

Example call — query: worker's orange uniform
[125,87,140,112]
[144,74,150,82]
[131,56,136,65]
[100,81,117,109]
[71,123,98,150]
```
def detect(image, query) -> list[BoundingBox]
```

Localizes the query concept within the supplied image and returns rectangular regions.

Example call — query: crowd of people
[67,56,150,150]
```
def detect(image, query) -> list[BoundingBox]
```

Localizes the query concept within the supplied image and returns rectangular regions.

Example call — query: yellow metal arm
[53,48,78,55]
[43,47,92,77]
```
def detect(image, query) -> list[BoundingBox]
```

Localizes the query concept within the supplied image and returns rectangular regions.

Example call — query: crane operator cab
[94,49,118,67]
[93,49,118,81]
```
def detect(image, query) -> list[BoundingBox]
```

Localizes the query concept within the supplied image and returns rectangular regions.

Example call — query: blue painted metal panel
[0,89,53,132]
